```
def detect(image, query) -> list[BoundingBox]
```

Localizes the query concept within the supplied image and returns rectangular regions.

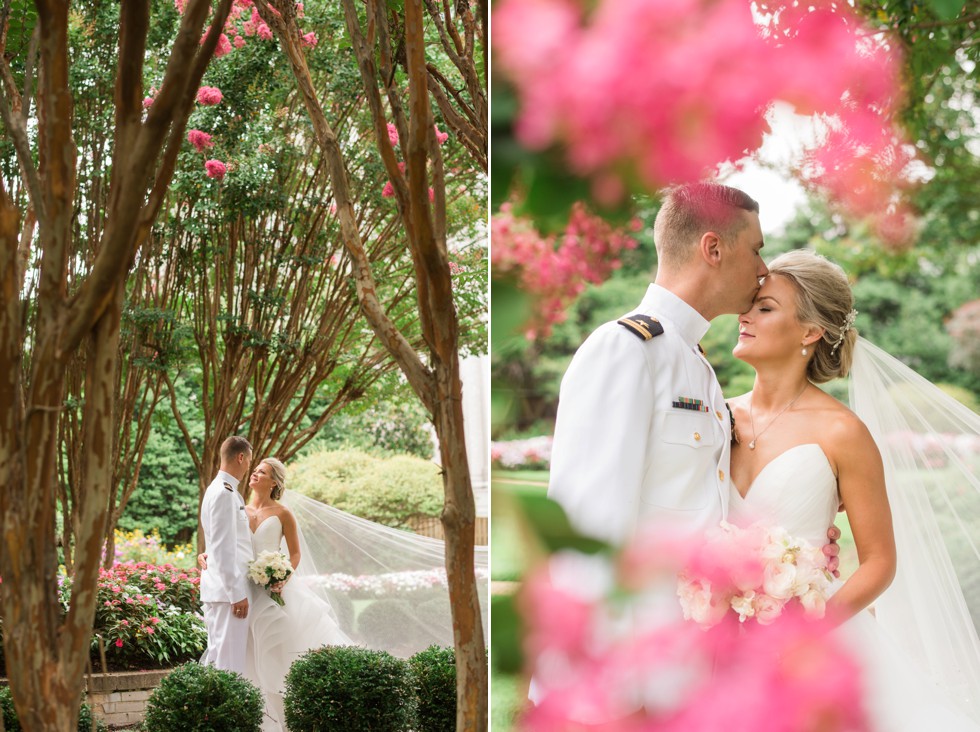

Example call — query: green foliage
[283,646,417,732]
[290,448,444,529]
[0,686,106,732]
[143,663,263,732]
[408,646,457,732]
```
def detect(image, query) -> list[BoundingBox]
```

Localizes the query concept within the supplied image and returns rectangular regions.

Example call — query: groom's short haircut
[220,435,252,462]
[654,182,760,268]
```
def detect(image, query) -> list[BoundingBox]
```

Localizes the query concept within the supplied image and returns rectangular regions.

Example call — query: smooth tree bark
[0,2,232,729]
[253,1,487,729]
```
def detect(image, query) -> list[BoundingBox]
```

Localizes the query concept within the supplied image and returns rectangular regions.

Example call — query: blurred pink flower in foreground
[493,0,912,243]
[491,203,639,338]
[520,531,870,732]
[187,129,214,153]
[142,96,154,109]
[196,86,224,105]
[303,32,318,48]
[387,122,400,147]
[205,159,227,181]
[434,126,449,144]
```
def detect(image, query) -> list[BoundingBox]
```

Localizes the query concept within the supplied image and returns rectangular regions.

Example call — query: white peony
[762,560,797,601]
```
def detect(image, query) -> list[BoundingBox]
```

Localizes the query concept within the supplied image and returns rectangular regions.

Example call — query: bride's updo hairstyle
[766,250,858,384]
[262,457,287,500]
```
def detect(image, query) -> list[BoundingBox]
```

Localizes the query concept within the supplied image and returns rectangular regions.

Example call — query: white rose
[731,592,757,622]
[678,578,729,627]
[762,561,797,601]
[799,588,827,618]
[752,594,784,625]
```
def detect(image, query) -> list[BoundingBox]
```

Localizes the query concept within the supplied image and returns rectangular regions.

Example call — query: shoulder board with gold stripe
[223,482,234,492]
[617,314,664,341]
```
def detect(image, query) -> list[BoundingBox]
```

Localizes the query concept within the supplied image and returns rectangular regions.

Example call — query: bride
[728,249,980,728]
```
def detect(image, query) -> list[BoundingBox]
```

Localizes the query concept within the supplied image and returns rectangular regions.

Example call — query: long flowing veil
[279,489,488,658]
[850,337,980,719]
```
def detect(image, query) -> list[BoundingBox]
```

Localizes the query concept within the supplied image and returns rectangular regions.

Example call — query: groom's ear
[699,231,723,267]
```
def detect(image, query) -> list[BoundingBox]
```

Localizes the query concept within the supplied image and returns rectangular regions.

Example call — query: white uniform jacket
[199,471,253,604]
[549,284,732,547]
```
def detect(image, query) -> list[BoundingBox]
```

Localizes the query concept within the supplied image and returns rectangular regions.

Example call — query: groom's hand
[198,553,208,570]
[232,597,249,619]
[824,525,841,578]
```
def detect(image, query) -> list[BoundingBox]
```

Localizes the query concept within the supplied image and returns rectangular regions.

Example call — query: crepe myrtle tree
[0,0,234,729]
[248,0,488,728]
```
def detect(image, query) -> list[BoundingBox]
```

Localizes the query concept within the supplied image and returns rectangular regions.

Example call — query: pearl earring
[801,345,808,356]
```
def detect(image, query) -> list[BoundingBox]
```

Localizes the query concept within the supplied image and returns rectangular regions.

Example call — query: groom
[199,435,254,674]
[550,181,840,570]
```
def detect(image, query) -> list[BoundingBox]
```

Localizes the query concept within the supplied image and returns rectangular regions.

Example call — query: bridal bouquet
[678,521,833,628]
[247,551,292,607]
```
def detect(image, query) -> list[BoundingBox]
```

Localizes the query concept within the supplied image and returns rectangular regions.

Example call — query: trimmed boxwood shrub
[0,686,106,731]
[283,646,416,731]
[142,662,263,732]
[409,646,456,732]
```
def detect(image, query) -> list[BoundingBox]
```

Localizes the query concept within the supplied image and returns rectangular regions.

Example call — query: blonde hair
[767,250,858,384]
[261,457,287,500]
[654,182,760,268]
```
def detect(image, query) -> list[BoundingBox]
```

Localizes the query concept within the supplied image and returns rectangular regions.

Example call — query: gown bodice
[728,443,839,547]
[251,515,284,555]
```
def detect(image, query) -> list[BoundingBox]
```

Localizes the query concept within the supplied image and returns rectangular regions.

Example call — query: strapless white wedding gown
[245,515,352,732]
[728,443,980,731]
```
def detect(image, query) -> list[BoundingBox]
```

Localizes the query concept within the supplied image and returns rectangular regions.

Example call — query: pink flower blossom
[144,627,155,635]
[296,3,305,18]
[187,129,214,153]
[428,187,435,202]
[205,159,227,180]
[491,202,639,338]
[493,0,911,241]
[257,22,273,41]
[387,122,399,147]
[174,0,186,13]
[382,181,395,198]
[201,31,233,58]
[234,35,246,48]
[142,96,154,109]
[303,32,318,48]
[115,639,124,648]
[434,125,449,144]
[196,86,224,105]
[120,620,129,627]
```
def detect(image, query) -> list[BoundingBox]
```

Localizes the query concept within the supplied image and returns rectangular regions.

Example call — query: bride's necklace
[747,383,808,450]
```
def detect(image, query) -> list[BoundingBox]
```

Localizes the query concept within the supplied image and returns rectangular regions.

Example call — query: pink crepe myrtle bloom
[296,3,305,17]
[382,181,395,198]
[257,22,274,40]
[428,187,435,202]
[115,639,124,648]
[303,32,318,48]
[187,129,214,153]
[234,35,246,48]
[174,0,186,13]
[387,122,399,147]
[142,96,154,109]
[205,159,228,180]
[196,86,223,105]
[201,31,233,58]
[434,126,449,144]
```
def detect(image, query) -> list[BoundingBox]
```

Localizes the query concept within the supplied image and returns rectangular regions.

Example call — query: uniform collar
[639,284,710,349]
[217,470,240,489]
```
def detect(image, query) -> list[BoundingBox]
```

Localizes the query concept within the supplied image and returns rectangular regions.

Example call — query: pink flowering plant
[58,563,206,670]
[492,0,915,244]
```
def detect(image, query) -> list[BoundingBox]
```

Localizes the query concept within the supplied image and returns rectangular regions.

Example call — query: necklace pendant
[748,440,756,450]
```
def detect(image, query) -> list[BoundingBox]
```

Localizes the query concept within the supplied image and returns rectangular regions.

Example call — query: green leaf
[489,594,524,674]
[506,483,609,555]
[925,0,966,20]
[520,158,591,233]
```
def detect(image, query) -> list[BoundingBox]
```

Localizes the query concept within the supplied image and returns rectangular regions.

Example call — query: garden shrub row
[143,645,462,732]
[0,686,107,732]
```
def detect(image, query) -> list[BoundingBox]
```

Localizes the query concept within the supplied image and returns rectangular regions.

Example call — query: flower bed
[309,567,489,601]
[491,436,553,470]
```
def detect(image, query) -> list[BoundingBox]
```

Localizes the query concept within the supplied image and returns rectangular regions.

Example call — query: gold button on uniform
[715,410,723,420]
[718,470,725,482]
[693,432,701,442]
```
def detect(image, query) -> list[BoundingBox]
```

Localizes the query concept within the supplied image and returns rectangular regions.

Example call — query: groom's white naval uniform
[550,284,732,545]
[200,469,253,673]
